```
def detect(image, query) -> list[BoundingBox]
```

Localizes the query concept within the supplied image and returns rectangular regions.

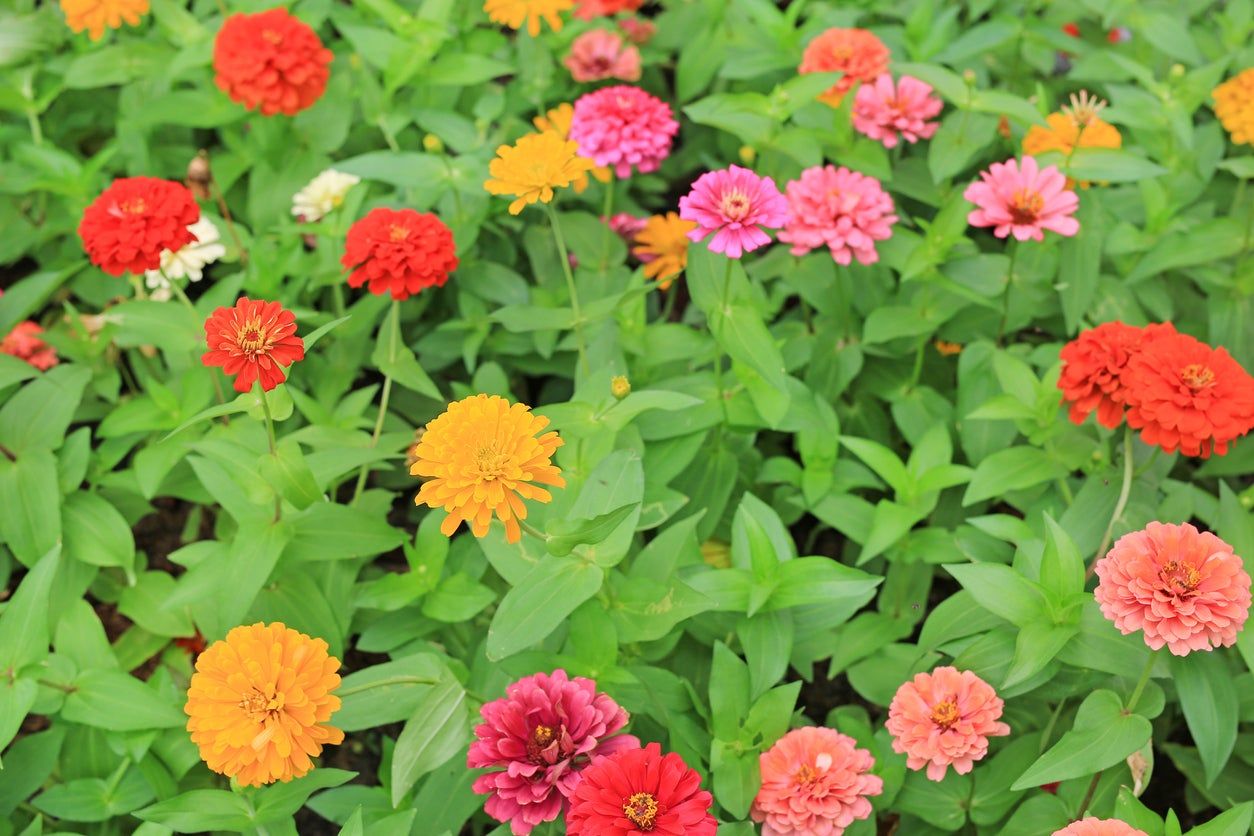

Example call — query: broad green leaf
[1184,803,1254,836]
[1012,689,1152,790]
[1038,514,1084,602]
[62,491,135,573]
[486,558,604,660]
[390,677,468,806]
[136,790,254,831]
[709,641,751,740]
[0,449,61,566]
[285,503,405,561]
[0,546,61,674]
[1170,652,1238,787]
[0,365,92,452]
[62,669,186,731]
[944,563,1048,627]
[710,739,759,820]
[546,503,636,557]
[963,446,1064,505]
[335,654,450,731]
[254,769,356,823]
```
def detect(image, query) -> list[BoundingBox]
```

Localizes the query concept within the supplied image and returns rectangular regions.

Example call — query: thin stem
[26,110,42,146]
[211,180,248,265]
[713,258,733,428]
[258,385,281,521]
[599,179,615,271]
[519,519,549,542]
[1125,650,1158,714]
[37,678,77,693]
[1039,698,1067,753]
[166,273,229,418]
[997,241,1020,344]
[1086,426,1134,581]
[660,286,679,322]
[352,300,398,504]
[1075,771,1102,819]
[336,675,440,698]
[545,203,588,373]
[909,340,925,388]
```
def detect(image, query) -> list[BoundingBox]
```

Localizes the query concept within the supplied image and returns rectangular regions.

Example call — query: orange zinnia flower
[798,28,890,107]
[185,622,344,787]
[60,0,149,40]
[632,213,697,289]
[533,104,611,193]
[411,394,565,543]
[484,0,573,36]
[484,131,596,215]
[202,298,305,393]
[1024,92,1122,186]
[1214,67,1254,146]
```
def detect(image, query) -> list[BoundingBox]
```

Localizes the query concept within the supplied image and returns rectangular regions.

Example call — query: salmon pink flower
[751,727,882,836]
[778,165,898,265]
[1054,818,1149,836]
[799,28,891,107]
[566,742,717,836]
[886,666,1009,781]
[853,74,943,148]
[1,321,58,371]
[213,9,332,116]
[568,85,678,178]
[202,297,305,393]
[79,177,200,276]
[1058,321,1177,429]
[618,16,654,44]
[341,208,458,301]
[564,29,641,83]
[964,156,1079,241]
[573,0,643,19]
[679,165,789,259]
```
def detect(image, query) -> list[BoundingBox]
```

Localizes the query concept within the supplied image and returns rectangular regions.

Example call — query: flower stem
[519,519,549,543]
[352,300,399,504]
[211,179,248,266]
[258,385,281,521]
[997,241,1020,344]
[545,203,588,374]
[713,258,733,428]
[599,178,615,272]
[166,272,229,419]
[1125,649,1158,714]
[1086,425,1134,581]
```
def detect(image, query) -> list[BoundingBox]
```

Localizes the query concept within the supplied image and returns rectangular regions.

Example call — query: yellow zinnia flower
[184,622,344,788]
[1214,68,1254,146]
[1022,91,1122,157]
[484,131,596,215]
[533,103,611,192]
[632,212,698,290]
[411,394,565,544]
[483,0,573,36]
[60,0,149,40]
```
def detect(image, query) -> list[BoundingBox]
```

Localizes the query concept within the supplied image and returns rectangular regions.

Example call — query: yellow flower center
[794,764,818,784]
[1162,560,1202,594]
[526,724,557,763]
[389,224,410,242]
[120,198,147,215]
[623,792,659,829]
[262,29,282,45]
[1180,364,1216,390]
[474,443,510,480]
[720,190,751,222]
[238,688,282,722]
[1009,189,1044,225]
[236,318,273,356]
[931,699,960,729]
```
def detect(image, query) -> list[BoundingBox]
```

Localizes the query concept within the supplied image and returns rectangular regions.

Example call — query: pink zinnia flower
[566,742,717,836]
[467,670,639,836]
[679,165,790,259]
[1053,819,1149,836]
[1094,522,1251,656]
[568,85,678,178]
[885,666,1010,782]
[1,321,58,371]
[564,29,641,83]
[852,74,943,148]
[777,165,898,265]
[618,16,655,44]
[750,727,883,836]
[964,156,1079,241]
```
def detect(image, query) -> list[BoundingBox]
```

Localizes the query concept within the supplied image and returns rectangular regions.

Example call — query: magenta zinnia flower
[467,670,639,836]
[778,165,898,265]
[568,85,678,178]
[963,156,1079,241]
[751,727,883,836]
[886,666,1010,781]
[679,165,789,259]
[852,74,943,148]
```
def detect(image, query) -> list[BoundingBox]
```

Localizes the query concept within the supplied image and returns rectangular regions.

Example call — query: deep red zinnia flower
[213,8,332,116]
[78,177,200,276]
[202,297,305,393]
[565,742,717,836]
[341,208,458,301]
[1058,321,1177,429]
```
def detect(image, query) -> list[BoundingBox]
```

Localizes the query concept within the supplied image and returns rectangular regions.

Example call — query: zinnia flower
[533,104,611,192]
[79,177,200,276]
[633,212,697,289]
[1053,818,1149,836]
[485,131,596,215]
[1,322,58,371]
[202,297,305,393]
[1023,91,1122,158]
[963,156,1079,241]
[60,0,148,40]
[778,165,898,265]
[573,0,643,18]
[213,9,333,116]
[1057,321,1177,429]
[618,16,655,44]
[1095,522,1251,656]
[750,727,883,836]
[341,208,458,301]
[679,165,790,259]
[292,169,361,222]
[885,666,1010,781]
[484,0,573,36]
[1214,68,1254,145]
[569,85,679,178]
[144,216,226,300]
[411,394,565,543]
[605,213,648,246]
[566,742,717,836]
[184,622,343,787]
[852,74,943,148]
[468,670,639,836]
[799,28,891,107]
[565,29,641,82]
[1122,331,1254,457]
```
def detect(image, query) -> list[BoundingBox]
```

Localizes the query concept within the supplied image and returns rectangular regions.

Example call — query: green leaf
[260,439,323,510]
[486,558,604,660]
[1038,514,1084,602]
[1170,652,1238,787]
[709,641,751,740]
[1185,803,1254,836]
[1011,689,1152,790]
[0,449,61,566]
[0,678,37,758]
[336,655,450,731]
[710,739,759,820]
[136,790,254,831]
[944,563,1048,627]
[285,503,405,561]
[301,314,352,351]
[336,151,447,189]
[1003,621,1077,689]
[963,446,1064,505]
[62,669,187,731]
[0,546,60,674]
[62,491,135,573]
[373,303,441,399]
[1128,219,1247,283]
[254,769,356,823]
[545,504,636,557]
[765,557,882,611]
[104,300,201,353]
[0,365,92,452]
[390,677,468,806]
[895,770,971,831]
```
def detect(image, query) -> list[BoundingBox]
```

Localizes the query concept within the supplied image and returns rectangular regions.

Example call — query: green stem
[37,677,77,693]
[1039,698,1067,753]
[909,340,925,388]
[166,273,229,417]
[26,110,42,146]
[258,385,281,521]
[660,286,679,322]
[546,203,588,374]
[519,519,549,543]
[713,258,733,427]
[599,179,615,272]
[997,241,1020,344]
[336,675,440,698]
[352,300,398,504]
[1125,650,1158,713]
[1086,426,1134,581]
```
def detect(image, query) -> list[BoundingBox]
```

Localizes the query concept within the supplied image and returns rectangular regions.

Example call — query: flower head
[144,216,226,299]
[605,213,648,246]
[618,16,655,44]
[1214,68,1254,146]
[799,28,891,107]
[468,670,639,836]
[852,75,943,148]
[886,666,1010,781]
[1053,818,1150,836]
[778,165,898,265]
[79,177,200,276]
[750,727,883,836]
[1095,523,1251,656]
[611,375,631,399]
[964,156,1079,241]
[1057,321,1177,429]
[184,622,343,787]
[1,322,58,371]
[679,165,790,259]
[633,212,698,289]
[1024,92,1122,159]
[566,742,717,836]
[565,29,641,83]
[533,104,612,191]
[60,0,148,39]
[485,0,573,35]
[1122,332,1254,457]
[411,394,565,543]
[341,208,458,301]
[573,0,643,18]
[569,85,679,178]
[292,169,361,223]
[202,297,305,393]
[213,9,333,116]
[485,131,597,215]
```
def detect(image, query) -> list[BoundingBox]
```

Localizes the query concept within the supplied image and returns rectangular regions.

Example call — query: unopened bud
[738,145,756,164]
[422,133,444,153]
[962,69,977,84]
[186,150,212,201]
[1170,63,1185,78]
[611,375,631,399]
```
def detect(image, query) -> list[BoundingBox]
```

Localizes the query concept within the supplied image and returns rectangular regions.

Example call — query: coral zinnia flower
[565,29,641,83]
[202,297,305,393]
[411,394,565,543]
[1,322,58,371]
[213,9,333,117]
[184,622,343,787]
[533,104,611,192]
[799,28,891,107]
[964,156,1079,241]
[1053,818,1150,836]
[60,0,148,40]
[569,85,679,178]
[566,742,717,836]
[1214,68,1254,146]
[468,670,639,836]
[1057,321,1177,429]
[633,212,698,289]
[1121,332,1254,457]
[573,0,643,18]
[618,16,655,44]
[341,208,458,301]
[485,131,597,215]
[886,666,1010,781]
[484,0,573,36]
[1095,522,1251,656]
[680,165,790,259]
[852,75,943,148]
[778,165,898,266]
[292,169,360,223]
[1024,91,1122,158]
[79,177,200,277]
[750,727,883,836]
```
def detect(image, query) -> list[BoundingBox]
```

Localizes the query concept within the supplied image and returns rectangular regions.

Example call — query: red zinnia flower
[573,0,644,19]
[341,208,458,301]
[1058,321,1177,429]
[1,321,58,371]
[213,8,332,116]
[202,297,305,393]
[566,742,717,836]
[78,177,199,276]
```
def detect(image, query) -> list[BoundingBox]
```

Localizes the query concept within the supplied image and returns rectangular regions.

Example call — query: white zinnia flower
[292,169,361,222]
[144,217,227,300]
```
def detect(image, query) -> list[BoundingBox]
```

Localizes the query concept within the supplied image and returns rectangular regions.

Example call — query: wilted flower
[1,322,58,371]
[886,666,1010,781]
[60,0,148,40]
[1057,321,1177,430]
[679,165,789,259]
[564,29,641,83]
[566,742,717,836]
[633,212,697,288]
[213,9,333,116]
[852,75,943,148]
[79,177,200,276]
[341,208,458,301]
[569,85,679,178]
[799,28,891,107]
[1214,68,1254,146]
[484,0,573,35]
[202,297,305,393]
[964,156,1079,241]
[1053,820,1148,836]
[778,165,898,265]
[292,169,361,223]
[144,217,226,299]
[485,132,596,215]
